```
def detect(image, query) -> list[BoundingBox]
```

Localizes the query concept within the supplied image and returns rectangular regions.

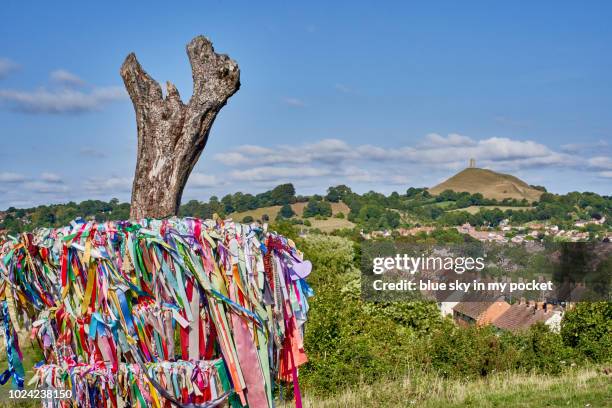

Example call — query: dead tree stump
[120,35,240,219]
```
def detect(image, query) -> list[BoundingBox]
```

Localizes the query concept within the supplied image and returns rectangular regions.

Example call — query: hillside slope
[230,201,354,232]
[429,168,543,202]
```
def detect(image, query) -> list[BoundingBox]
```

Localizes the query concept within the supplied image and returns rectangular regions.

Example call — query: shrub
[294,235,609,398]
[242,215,254,223]
[561,302,612,362]
[298,235,447,393]
[497,323,579,374]
[277,204,295,219]
[422,325,516,377]
[304,199,332,218]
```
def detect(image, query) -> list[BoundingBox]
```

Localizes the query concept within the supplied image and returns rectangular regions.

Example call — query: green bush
[242,215,254,223]
[504,323,579,374]
[295,235,610,397]
[298,235,446,393]
[304,199,332,218]
[422,325,514,377]
[561,302,612,362]
[277,203,295,219]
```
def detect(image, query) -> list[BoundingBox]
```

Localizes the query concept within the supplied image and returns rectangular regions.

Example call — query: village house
[492,299,563,333]
[511,235,525,243]
[456,223,507,242]
[438,290,466,317]
[452,295,511,327]
[397,226,435,236]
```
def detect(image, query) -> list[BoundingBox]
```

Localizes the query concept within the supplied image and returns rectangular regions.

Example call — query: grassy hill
[449,205,534,214]
[230,201,355,232]
[429,168,543,202]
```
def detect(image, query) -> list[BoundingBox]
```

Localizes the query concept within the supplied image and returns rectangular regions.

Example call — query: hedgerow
[295,233,609,397]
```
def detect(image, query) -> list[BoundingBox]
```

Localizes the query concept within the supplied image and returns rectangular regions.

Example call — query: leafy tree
[270,183,296,205]
[221,194,234,214]
[304,199,332,218]
[277,204,295,219]
[326,185,352,202]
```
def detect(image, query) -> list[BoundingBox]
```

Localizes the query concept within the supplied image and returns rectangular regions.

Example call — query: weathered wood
[120,35,240,219]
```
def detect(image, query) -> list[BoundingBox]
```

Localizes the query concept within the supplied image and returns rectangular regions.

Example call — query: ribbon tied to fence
[0,217,313,408]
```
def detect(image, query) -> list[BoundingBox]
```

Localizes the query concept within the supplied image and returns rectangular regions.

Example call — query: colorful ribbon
[0,217,313,408]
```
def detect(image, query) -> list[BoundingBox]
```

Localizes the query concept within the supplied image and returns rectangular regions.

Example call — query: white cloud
[0,172,66,195]
[235,145,275,155]
[587,156,612,170]
[283,97,306,107]
[216,135,570,170]
[0,58,19,79]
[40,172,62,183]
[229,166,330,182]
[0,172,28,183]
[422,133,476,147]
[560,143,582,153]
[84,176,132,192]
[23,181,69,194]
[0,86,126,114]
[188,173,218,188]
[598,171,612,178]
[50,69,85,87]
[560,141,608,154]
[208,133,603,191]
[215,138,359,166]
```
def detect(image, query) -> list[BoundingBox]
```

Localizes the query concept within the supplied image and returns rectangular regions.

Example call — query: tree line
[1,183,610,236]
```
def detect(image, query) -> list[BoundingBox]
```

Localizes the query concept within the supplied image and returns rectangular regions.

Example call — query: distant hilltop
[428,167,544,202]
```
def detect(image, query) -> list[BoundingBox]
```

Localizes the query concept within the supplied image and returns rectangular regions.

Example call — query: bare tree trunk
[120,35,240,219]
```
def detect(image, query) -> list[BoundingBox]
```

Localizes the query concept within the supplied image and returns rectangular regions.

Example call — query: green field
[449,205,533,214]
[5,366,609,407]
[0,335,43,407]
[283,366,611,408]
[230,202,355,232]
[431,200,456,208]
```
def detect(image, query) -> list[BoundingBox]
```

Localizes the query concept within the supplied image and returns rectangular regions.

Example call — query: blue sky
[0,1,610,209]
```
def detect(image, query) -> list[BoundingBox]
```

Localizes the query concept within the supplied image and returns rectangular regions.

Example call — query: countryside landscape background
[2,165,610,241]
[2,165,610,406]
[1,2,611,407]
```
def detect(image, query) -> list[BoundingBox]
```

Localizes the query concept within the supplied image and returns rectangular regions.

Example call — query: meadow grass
[1,349,609,407]
[282,366,611,408]
[448,205,533,214]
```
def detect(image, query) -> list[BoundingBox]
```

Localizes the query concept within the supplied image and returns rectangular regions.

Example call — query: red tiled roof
[453,302,490,319]
[492,303,550,332]
[452,293,505,319]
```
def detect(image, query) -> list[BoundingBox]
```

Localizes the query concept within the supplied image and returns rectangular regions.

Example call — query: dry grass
[230,202,355,232]
[282,366,611,408]
[429,168,543,202]
[448,205,534,214]
[301,217,355,233]
[230,201,350,221]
